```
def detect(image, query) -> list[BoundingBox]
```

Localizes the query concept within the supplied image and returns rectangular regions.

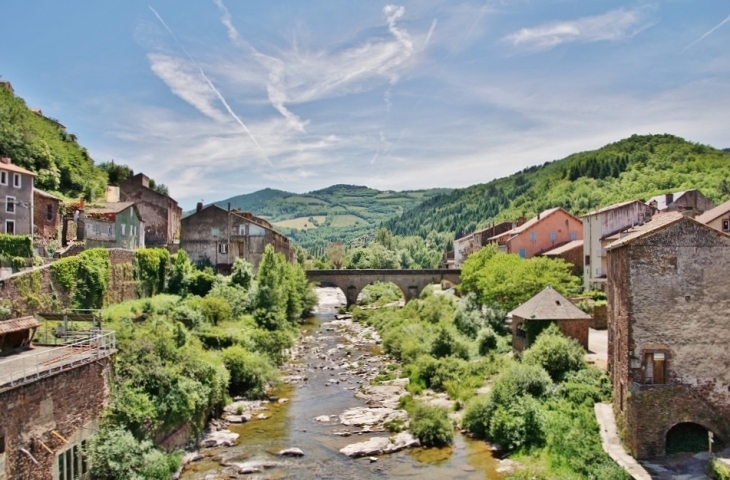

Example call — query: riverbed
[181,288,502,479]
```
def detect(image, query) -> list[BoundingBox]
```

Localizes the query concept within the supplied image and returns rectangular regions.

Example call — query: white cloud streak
[503,7,651,51]
[682,13,730,53]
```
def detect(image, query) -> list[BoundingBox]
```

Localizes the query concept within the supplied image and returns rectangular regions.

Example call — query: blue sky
[1,1,729,208]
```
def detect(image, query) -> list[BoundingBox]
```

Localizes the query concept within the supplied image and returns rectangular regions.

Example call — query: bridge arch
[305,269,461,308]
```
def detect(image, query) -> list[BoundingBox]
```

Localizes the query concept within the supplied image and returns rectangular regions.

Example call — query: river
[181,288,501,479]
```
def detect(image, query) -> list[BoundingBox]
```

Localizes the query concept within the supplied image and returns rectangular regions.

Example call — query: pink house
[488,207,583,258]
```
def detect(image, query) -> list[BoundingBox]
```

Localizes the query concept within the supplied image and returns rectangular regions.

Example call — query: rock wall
[0,358,111,480]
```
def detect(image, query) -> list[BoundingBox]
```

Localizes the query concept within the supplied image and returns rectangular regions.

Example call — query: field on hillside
[330,214,365,227]
[273,216,327,230]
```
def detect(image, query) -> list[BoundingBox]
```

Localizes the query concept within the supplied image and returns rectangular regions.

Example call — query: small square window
[519,248,526,258]
[5,196,15,214]
[550,231,557,242]
[570,231,577,241]
[219,243,229,254]
[529,231,537,242]
[13,173,20,188]
[212,227,220,237]
[723,219,730,232]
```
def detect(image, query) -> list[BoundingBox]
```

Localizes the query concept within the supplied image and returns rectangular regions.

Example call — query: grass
[102,294,181,324]
[284,195,328,205]
[273,216,327,230]
[331,214,366,227]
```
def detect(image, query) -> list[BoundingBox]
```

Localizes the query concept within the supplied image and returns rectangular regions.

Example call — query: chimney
[665,192,674,206]
[228,202,231,212]
[196,202,203,212]
[537,213,541,220]
[0,157,11,165]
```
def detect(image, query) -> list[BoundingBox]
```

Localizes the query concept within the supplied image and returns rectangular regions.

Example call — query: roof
[581,199,645,217]
[488,207,577,241]
[646,190,689,210]
[86,201,136,215]
[0,161,37,177]
[0,316,41,335]
[508,286,591,321]
[697,199,730,225]
[605,212,684,250]
[542,239,584,255]
[34,189,62,201]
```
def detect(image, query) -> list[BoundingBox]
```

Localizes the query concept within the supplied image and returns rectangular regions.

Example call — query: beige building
[697,199,730,233]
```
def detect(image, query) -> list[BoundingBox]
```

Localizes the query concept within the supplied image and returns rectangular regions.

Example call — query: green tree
[522,324,586,382]
[375,227,394,250]
[230,257,253,290]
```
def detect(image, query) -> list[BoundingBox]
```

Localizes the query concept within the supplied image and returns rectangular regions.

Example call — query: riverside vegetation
[352,246,629,479]
[48,245,316,480]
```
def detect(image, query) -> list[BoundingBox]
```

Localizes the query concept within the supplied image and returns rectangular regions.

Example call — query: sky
[1,1,729,209]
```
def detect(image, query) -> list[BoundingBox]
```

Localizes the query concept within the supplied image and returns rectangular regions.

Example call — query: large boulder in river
[199,429,239,448]
[339,432,420,458]
[279,448,305,457]
[339,407,407,427]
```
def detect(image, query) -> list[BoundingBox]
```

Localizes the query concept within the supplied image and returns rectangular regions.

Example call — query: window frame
[5,219,14,235]
[5,196,15,214]
[723,219,730,232]
[121,224,126,236]
[12,173,21,188]
[529,231,537,242]
[219,243,229,254]
[0,171,6,185]
[46,203,54,221]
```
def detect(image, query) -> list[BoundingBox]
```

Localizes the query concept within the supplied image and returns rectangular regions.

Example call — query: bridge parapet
[305,269,461,307]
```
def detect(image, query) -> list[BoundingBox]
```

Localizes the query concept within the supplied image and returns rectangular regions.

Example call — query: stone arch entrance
[665,422,713,455]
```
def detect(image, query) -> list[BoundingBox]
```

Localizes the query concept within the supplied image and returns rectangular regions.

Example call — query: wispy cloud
[682,13,730,53]
[503,7,652,52]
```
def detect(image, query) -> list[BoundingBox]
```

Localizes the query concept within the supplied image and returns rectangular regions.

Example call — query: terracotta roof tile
[508,286,591,321]
[605,212,684,250]
[697,199,730,225]
[542,239,584,255]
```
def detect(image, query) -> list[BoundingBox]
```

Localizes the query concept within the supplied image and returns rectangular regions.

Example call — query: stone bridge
[305,269,461,307]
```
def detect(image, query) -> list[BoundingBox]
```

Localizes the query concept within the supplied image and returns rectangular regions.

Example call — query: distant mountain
[208,184,451,252]
[384,134,730,239]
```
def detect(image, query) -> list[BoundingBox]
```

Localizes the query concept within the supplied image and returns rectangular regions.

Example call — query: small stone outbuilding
[509,286,591,353]
[0,316,40,355]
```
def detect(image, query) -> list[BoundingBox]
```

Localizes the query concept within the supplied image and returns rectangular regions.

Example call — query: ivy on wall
[0,234,33,258]
[134,249,169,297]
[51,248,111,309]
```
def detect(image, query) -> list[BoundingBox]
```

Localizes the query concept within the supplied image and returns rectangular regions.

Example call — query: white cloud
[503,7,653,51]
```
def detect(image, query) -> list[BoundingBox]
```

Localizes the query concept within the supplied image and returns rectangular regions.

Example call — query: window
[0,171,6,185]
[13,173,20,188]
[219,243,229,254]
[46,204,54,221]
[529,231,537,242]
[519,248,526,258]
[212,227,220,237]
[0,435,5,454]
[724,219,730,232]
[644,352,666,384]
[238,224,246,235]
[5,220,14,235]
[550,231,556,242]
[5,196,15,214]
[121,224,126,236]
[570,231,577,241]
[57,441,88,480]
[585,255,590,265]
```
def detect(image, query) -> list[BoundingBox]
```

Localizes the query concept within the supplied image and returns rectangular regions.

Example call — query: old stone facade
[542,239,584,276]
[84,203,143,250]
[120,173,182,247]
[606,214,730,458]
[0,359,111,480]
[181,204,293,272]
[647,189,715,215]
[0,158,35,236]
[33,189,62,252]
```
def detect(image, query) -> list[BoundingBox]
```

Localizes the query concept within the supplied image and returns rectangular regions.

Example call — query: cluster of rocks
[339,431,420,458]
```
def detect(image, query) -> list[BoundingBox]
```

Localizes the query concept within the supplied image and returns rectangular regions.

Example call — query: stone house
[606,212,730,459]
[0,316,40,355]
[119,173,182,247]
[697,198,730,233]
[509,286,591,353]
[0,157,35,236]
[84,202,143,250]
[33,189,63,252]
[541,239,584,276]
[450,221,517,268]
[181,204,293,272]
[646,189,715,215]
[488,207,582,259]
[581,200,654,290]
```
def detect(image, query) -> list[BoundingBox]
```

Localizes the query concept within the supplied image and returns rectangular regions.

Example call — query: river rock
[315,415,333,423]
[239,466,261,474]
[199,429,239,448]
[278,398,289,404]
[339,432,420,458]
[225,413,252,423]
[339,407,406,427]
[279,447,305,457]
[386,432,420,452]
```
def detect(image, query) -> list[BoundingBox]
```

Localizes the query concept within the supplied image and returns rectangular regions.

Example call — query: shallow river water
[182,288,502,479]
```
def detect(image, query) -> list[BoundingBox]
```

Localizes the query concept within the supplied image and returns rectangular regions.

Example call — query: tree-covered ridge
[209,184,451,252]
[0,86,106,198]
[384,134,730,239]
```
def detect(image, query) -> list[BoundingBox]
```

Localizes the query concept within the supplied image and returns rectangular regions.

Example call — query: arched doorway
[665,422,711,455]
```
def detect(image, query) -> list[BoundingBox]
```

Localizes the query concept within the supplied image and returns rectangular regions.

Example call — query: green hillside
[384,134,730,238]
[0,85,106,198]
[211,184,451,252]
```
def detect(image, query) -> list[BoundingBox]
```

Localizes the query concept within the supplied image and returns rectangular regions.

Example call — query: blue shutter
[519,249,526,258]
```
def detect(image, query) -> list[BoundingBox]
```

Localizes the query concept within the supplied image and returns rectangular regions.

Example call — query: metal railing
[0,330,116,391]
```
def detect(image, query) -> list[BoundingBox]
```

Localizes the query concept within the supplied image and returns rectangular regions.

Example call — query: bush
[409,403,454,447]
[250,328,295,365]
[488,395,546,450]
[170,304,205,330]
[431,324,470,360]
[477,327,498,355]
[51,248,110,308]
[186,268,216,297]
[561,368,613,406]
[522,324,586,382]
[221,345,279,398]
[490,363,553,407]
[0,234,32,258]
[187,297,232,326]
[462,394,493,438]
[89,426,181,480]
[230,257,253,290]
[134,248,169,297]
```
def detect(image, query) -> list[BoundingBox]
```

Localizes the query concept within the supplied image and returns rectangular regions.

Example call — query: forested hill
[0,84,106,198]
[384,134,730,238]
[210,184,451,252]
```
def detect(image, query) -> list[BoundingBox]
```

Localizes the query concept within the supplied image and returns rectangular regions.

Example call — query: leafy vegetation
[51,248,111,308]
[0,234,33,258]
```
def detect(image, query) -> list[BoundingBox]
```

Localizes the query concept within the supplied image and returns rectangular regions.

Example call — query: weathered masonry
[606,213,730,459]
[119,173,182,247]
[0,325,116,479]
[306,269,461,307]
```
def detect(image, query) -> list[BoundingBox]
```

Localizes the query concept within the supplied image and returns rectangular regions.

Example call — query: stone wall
[33,192,62,247]
[0,249,137,317]
[120,174,181,246]
[0,358,111,480]
[555,318,590,350]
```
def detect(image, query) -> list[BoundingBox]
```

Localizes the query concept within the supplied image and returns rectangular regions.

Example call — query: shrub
[51,248,110,308]
[170,304,204,330]
[488,395,546,450]
[431,324,470,360]
[522,324,586,382]
[490,363,553,407]
[462,395,493,437]
[167,251,193,295]
[186,268,216,297]
[0,234,32,258]
[206,283,252,318]
[409,403,454,447]
[230,257,254,290]
[476,327,498,355]
[250,328,295,365]
[561,368,613,406]
[187,297,232,326]
[221,345,279,398]
[134,248,169,297]
[89,426,181,480]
